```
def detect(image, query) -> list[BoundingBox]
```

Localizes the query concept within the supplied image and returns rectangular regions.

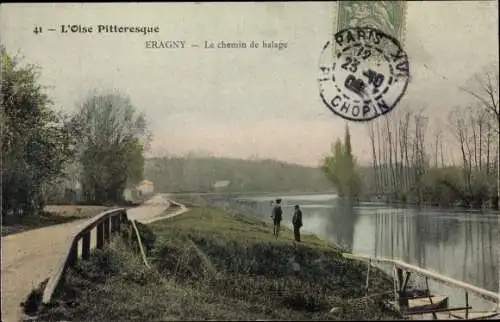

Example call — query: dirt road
[1,194,181,322]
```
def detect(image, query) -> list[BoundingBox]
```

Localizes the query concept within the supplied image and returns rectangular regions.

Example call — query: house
[123,180,155,202]
[213,180,231,190]
[137,180,154,195]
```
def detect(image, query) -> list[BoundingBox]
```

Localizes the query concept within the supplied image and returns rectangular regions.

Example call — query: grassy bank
[28,206,400,320]
[1,205,111,237]
[1,200,147,237]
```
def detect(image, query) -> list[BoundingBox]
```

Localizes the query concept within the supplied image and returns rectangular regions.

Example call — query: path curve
[1,194,185,322]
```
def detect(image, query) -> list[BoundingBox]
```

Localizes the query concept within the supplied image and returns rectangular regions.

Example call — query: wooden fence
[42,208,148,304]
[342,252,500,319]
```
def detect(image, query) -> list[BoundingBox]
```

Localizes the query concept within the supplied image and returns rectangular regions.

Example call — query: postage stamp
[336,1,407,44]
[318,27,410,122]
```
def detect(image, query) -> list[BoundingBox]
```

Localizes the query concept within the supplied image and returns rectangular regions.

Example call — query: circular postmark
[318,27,410,122]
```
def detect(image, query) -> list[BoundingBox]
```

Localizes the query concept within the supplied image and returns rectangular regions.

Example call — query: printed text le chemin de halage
[34,24,289,50]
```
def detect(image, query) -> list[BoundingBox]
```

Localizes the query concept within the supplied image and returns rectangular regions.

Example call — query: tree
[1,46,75,216]
[463,67,499,209]
[124,137,145,186]
[72,90,149,203]
[321,124,360,199]
[350,65,497,209]
[322,139,344,193]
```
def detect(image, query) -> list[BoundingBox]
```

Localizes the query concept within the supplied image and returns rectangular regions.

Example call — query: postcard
[1,2,499,321]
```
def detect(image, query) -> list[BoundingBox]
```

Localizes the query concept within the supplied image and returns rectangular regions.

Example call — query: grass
[1,200,145,237]
[1,205,112,237]
[28,206,400,321]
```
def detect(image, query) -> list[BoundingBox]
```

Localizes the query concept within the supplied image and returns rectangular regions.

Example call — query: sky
[1,2,498,167]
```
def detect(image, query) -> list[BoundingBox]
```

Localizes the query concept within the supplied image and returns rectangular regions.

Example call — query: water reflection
[219,194,499,311]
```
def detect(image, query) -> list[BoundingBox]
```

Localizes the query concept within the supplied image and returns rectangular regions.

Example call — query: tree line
[145,155,334,194]
[321,66,499,209]
[1,47,149,218]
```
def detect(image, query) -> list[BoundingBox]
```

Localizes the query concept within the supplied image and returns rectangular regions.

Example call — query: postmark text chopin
[318,27,410,122]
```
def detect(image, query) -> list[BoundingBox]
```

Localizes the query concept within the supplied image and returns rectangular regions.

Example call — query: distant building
[123,188,133,201]
[124,180,154,202]
[138,180,154,195]
[213,180,231,190]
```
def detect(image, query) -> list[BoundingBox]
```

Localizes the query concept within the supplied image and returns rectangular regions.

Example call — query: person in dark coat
[292,205,303,242]
[271,198,283,238]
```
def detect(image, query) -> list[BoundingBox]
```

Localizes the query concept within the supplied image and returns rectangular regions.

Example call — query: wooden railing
[342,252,500,304]
[42,208,144,304]
[343,252,500,319]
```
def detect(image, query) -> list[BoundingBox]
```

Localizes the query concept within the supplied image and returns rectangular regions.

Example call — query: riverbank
[356,193,500,211]
[172,191,500,213]
[26,205,400,320]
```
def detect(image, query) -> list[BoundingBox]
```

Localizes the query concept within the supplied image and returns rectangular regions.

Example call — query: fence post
[104,217,110,242]
[127,221,133,246]
[121,209,127,224]
[394,267,404,309]
[117,215,122,232]
[67,240,79,267]
[365,258,371,296]
[111,215,119,233]
[82,231,91,260]
[97,222,104,249]
[465,292,469,320]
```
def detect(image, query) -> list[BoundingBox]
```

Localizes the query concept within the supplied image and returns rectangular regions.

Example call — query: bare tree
[367,122,379,193]
[449,106,473,197]
[433,126,442,169]
[413,112,428,204]
[401,110,411,190]
[376,120,385,193]
[384,115,396,192]
[463,67,499,208]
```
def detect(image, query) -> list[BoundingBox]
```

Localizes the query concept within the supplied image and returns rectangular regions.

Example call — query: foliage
[347,84,499,209]
[124,137,145,186]
[355,162,496,208]
[321,124,361,199]
[1,46,75,217]
[71,90,149,203]
[145,155,333,193]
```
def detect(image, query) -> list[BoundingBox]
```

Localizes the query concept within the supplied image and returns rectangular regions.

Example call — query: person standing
[292,205,303,242]
[271,198,283,238]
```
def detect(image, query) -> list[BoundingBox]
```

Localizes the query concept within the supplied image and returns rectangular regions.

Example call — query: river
[211,193,499,312]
